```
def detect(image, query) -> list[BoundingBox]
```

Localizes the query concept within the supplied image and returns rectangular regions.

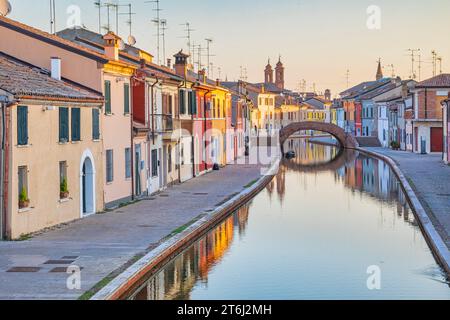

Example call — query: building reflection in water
[279,139,415,226]
[130,205,251,300]
[128,138,440,300]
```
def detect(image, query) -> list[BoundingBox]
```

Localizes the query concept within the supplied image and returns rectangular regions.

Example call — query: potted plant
[19,187,30,209]
[60,178,69,199]
[390,141,400,150]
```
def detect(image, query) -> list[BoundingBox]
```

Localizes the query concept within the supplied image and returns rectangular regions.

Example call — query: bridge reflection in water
[129,139,450,300]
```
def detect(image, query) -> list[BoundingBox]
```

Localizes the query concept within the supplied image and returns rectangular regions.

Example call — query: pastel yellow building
[0,53,104,239]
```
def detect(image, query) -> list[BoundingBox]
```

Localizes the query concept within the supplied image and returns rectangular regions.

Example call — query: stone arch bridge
[279,121,359,153]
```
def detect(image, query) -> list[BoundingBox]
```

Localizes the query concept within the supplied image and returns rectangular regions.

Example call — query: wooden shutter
[124,83,130,114]
[105,80,112,114]
[179,90,186,114]
[71,108,81,141]
[59,107,69,142]
[92,108,100,140]
[17,106,28,146]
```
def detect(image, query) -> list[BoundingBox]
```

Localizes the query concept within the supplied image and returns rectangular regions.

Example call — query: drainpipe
[203,89,211,172]
[190,83,196,179]
[0,98,6,240]
[177,80,186,183]
[130,77,135,201]
[0,96,12,240]
[150,77,160,145]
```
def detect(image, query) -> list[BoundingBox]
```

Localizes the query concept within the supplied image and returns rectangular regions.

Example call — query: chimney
[198,69,207,83]
[140,58,146,69]
[51,57,61,80]
[173,50,189,77]
[103,32,120,61]
[167,58,172,69]
[216,78,220,87]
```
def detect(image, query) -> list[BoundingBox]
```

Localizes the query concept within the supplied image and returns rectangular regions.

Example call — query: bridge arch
[279,121,359,151]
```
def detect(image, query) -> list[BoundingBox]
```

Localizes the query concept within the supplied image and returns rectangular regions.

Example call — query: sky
[6,0,450,96]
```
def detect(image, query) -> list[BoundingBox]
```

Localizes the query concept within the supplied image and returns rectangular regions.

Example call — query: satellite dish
[0,0,12,17]
[128,35,136,46]
[118,39,126,50]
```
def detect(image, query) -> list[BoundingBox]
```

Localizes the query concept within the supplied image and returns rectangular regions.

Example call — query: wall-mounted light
[43,106,57,111]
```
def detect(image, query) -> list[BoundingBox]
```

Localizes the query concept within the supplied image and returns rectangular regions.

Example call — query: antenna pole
[345,69,350,89]
[205,38,213,77]
[49,0,56,34]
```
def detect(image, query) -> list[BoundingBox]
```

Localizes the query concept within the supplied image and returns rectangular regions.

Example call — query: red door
[431,127,443,152]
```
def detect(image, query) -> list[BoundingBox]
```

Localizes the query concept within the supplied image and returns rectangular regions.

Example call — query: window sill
[59,198,70,203]
[16,144,31,149]
[59,141,70,145]
[105,113,114,117]
[124,113,130,117]
[106,181,114,185]
[71,141,82,144]
[18,207,32,213]
[93,139,101,142]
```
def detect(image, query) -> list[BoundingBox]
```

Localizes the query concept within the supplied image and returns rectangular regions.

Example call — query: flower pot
[19,199,30,209]
[60,191,69,199]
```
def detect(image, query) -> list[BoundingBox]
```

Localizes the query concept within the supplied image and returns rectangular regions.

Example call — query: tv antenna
[180,22,195,65]
[205,38,215,77]
[49,0,56,34]
[160,19,168,63]
[146,0,163,64]
[345,69,350,89]
[118,3,137,45]
[406,49,420,79]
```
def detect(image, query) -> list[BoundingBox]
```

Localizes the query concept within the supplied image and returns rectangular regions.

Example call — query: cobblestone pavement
[0,162,264,300]
[365,148,450,250]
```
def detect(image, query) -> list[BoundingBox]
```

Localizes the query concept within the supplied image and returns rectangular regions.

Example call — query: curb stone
[91,158,280,300]
[357,147,450,277]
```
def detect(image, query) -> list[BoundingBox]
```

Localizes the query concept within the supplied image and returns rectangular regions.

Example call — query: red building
[354,101,363,137]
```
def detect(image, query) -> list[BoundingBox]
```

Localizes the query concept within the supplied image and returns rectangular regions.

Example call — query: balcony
[150,114,174,134]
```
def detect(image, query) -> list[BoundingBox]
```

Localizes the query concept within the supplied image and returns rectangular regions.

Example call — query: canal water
[129,139,450,300]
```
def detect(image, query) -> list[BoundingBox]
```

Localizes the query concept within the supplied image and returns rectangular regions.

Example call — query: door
[415,127,418,152]
[81,157,95,216]
[135,144,142,196]
[431,127,443,152]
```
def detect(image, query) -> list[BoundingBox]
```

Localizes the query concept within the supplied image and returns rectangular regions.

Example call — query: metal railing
[150,114,174,133]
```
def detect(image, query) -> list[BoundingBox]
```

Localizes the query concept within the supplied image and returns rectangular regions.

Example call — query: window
[18,166,28,205]
[105,80,112,114]
[179,90,186,114]
[106,150,114,183]
[71,108,81,142]
[188,90,197,115]
[92,108,100,140]
[59,161,68,198]
[168,145,172,173]
[17,106,28,146]
[151,149,158,177]
[124,83,130,114]
[59,107,69,143]
[168,95,173,115]
[125,148,131,179]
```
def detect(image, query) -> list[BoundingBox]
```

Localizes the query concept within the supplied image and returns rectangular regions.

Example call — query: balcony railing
[150,114,173,133]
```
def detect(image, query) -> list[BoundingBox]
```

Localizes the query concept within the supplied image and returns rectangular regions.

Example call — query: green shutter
[188,91,192,115]
[59,107,69,142]
[71,108,81,141]
[179,90,186,114]
[92,108,100,140]
[17,106,28,146]
[192,90,197,115]
[124,83,130,114]
[105,80,111,114]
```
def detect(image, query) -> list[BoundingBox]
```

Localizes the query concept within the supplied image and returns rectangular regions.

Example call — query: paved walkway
[0,163,263,300]
[365,148,450,250]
